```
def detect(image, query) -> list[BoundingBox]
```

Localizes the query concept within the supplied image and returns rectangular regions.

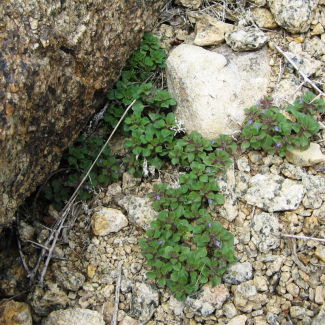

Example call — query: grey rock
[223,302,238,319]
[269,0,319,34]
[284,51,322,77]
[227,315,248,325]
[28,283,69,316]
[185,283,229,317]
[0,300,33,325]
[0,0,166,230]
[223,262,253,284]
[243,173,305,212]
[286,143,325,167]
[129,282,159,324]
[303,36,325,59]
[267,312,280,325]
[272,77,304,108]
[312,202,325,225]
[194,15,234,46]
[280,162,305,180]
[212,166,238,221]
[169,296,185,316]
[18,221,35,242]
[252,7,278,29]
[166,44,270,139]
[225,27,269,51]
[233,280,268,313]
[312,303,325,324]
[248,151,264,165]
[290,306,306,319]
[54,267,85,291]
[118,196,158,230]
[251,212,280,253]
[43,308,105,325]
[91,208,128,236]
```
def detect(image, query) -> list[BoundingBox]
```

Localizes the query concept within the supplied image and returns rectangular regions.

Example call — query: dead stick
[112,261,123,325]
[273,44,325,97]
[276,232,325,243]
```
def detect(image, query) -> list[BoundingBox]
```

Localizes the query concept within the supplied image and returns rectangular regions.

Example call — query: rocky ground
[1,0,325,324]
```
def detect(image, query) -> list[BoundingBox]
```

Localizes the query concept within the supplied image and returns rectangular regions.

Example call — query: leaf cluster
[140,208,236,301]
[241,91,323,155]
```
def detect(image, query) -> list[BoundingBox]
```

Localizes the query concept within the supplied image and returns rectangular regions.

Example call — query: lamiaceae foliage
[42,31,324,303]
[241,91,323,155]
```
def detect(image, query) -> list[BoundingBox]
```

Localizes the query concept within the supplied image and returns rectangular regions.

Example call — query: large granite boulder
[0,0,166,230]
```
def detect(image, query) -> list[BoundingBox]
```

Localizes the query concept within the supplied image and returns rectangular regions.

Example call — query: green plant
[240,91,323,155]
[41,30,325,304]
[139,207,236,301]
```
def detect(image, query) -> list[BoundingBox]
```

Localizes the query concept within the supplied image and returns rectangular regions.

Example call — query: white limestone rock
[251,212,280,253]
[118,195,158,230]
[243,173,304,212]
[194,15,234,46]
[43,308,105,325]
[211,166,238,222]
[285,143,325,167]
[166,44,270,139]
[251,7,278,29]
[223,262,253,284]
[91,208,128,236]
[129,282,159,323]
[269,0,319,34]
[185,283,229,317]
[225,27,269,51]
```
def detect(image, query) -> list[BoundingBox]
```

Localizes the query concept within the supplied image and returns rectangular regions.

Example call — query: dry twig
[112,261,123,325]
[273,44,325,98]
[276,232,325,243]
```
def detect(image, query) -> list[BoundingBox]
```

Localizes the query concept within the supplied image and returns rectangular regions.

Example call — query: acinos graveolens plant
[42,32,325,301]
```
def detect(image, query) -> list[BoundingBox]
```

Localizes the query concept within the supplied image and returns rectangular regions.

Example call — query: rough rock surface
[129,282,159,323]
[91,207,128,236]
[243,173,305,212]
[225,27,269,51]
[43,308,105,325]
[251,7,278,29]
[194,15,234,46]
[118,195,158,230]
[166,44,270,139]
[269,0,319,33]
[0,300,33,325]
[185,283,229,317]
[223,262,253,285]
[251,212,280,253]
[28,283,69,316]
[285,142,325,167]
[0,0,167,230]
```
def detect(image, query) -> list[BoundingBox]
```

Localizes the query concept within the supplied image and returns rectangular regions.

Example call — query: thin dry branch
[276,232,325,243]
[38,99,138,284]
[273,44,325,98]
[112,261,123,325]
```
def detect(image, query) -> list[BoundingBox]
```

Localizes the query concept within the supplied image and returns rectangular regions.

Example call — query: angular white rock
[166,44,270,139]
[251,212,280,253]
[269,0,319,34]
[91,208,128,236]
[186,283,229,317]
[285,143,325,167]
[243,173,304,212]
[194,15,234,46]
[225,27,269,51]
[118,196,158,230]
[43,308,105,325]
